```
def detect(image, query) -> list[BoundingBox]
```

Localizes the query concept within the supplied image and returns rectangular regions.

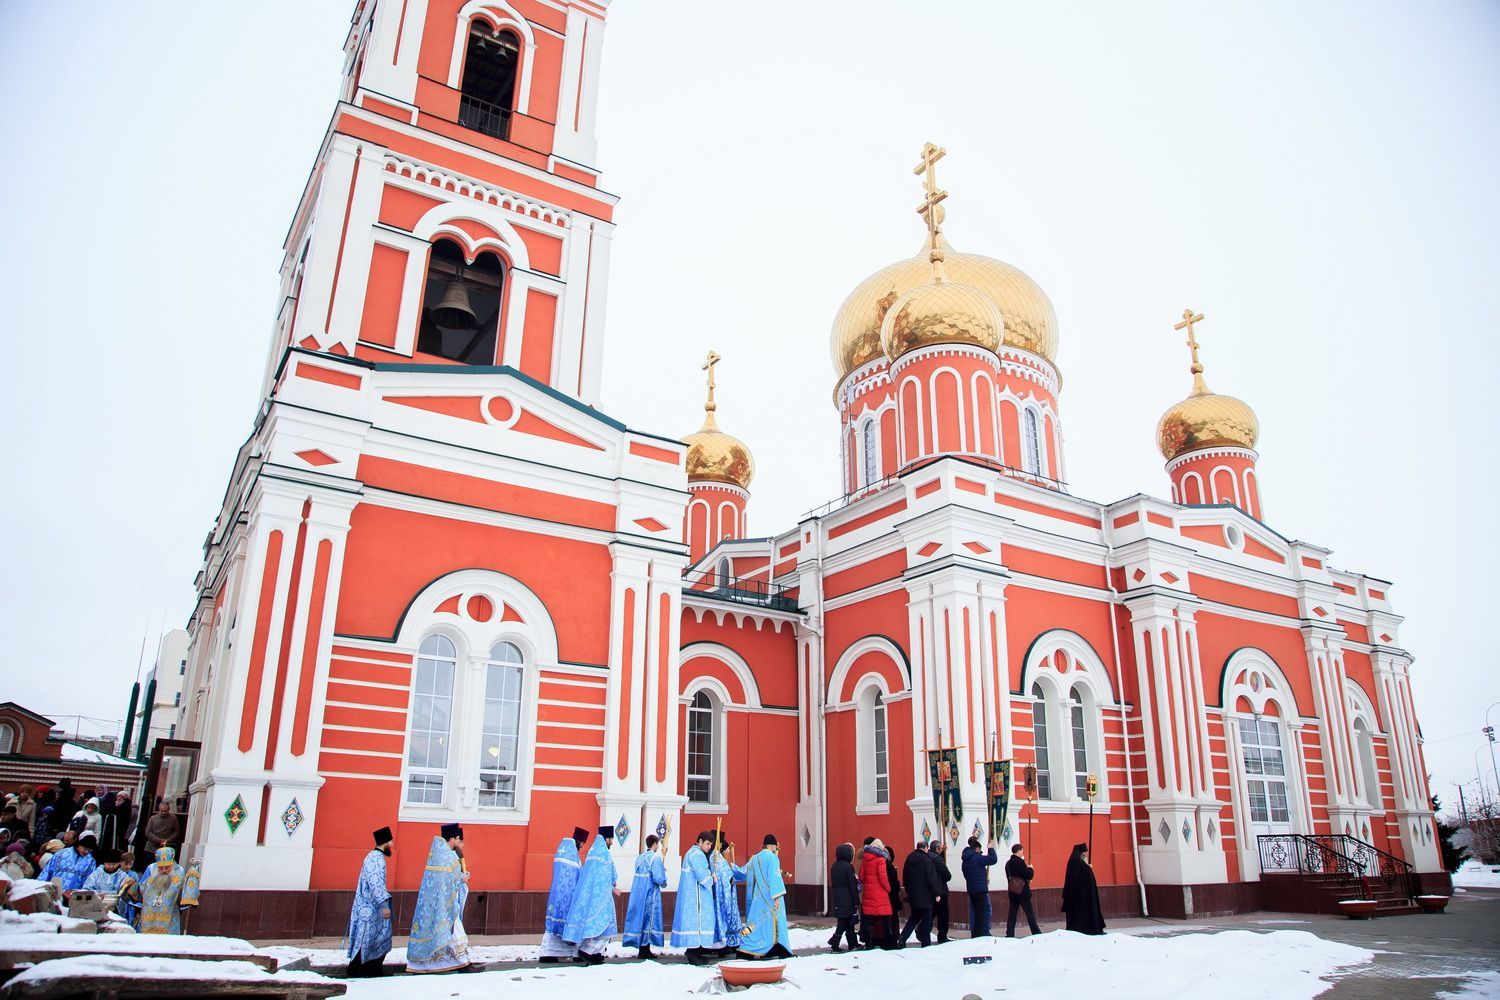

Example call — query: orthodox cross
[913,142,948,262]
[701,350,720,414]
[1174,308,1205,374]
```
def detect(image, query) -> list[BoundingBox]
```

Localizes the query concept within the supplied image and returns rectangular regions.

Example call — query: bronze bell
[432,278,478,329]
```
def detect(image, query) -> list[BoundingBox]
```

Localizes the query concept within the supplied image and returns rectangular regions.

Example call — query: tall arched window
[1030,683,1053,800]
[418,240,503,365]
[1238,716,1291,830]
[407,635,457,805]
[872,692,889,804]
[1353,719,1381,810]
[1070,687,1090,800]
[1022,409,1042,475]
[861,418,879,487]
[717,558,733,589]
[686,690,718,803]
[458,22,520,139]
[479,641,525,807]
[0,723,15,754]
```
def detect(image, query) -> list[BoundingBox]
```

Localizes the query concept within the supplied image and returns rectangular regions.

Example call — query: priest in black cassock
[1060,843,1105,935]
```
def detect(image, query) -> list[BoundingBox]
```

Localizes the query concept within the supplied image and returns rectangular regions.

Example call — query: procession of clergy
[345,823,792,976]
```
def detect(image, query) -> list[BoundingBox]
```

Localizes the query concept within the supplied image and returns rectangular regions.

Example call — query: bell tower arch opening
[417,239,504,365]
[458,21,522,140]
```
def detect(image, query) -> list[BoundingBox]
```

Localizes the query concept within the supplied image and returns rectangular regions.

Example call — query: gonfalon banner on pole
[927,747,962,830]
[983,759,1012,842]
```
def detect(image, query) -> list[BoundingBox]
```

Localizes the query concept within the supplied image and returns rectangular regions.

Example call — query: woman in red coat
[859,839,893,949]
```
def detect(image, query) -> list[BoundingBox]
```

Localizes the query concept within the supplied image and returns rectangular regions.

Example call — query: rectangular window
[686,693,715,803]
[1239,716,1290,827]
[1071,702,1088,800]
[1032,700,1052,800]
[478,661,523,808]
[406,648,455,805]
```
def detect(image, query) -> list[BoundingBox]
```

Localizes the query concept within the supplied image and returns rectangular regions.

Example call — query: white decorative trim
[1165,446,1258,475]
[384,154,571,227]
[827,635,909,703]
[680,643,763,708]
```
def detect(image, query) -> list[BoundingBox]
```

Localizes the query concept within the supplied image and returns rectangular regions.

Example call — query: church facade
[176,0,1445,925]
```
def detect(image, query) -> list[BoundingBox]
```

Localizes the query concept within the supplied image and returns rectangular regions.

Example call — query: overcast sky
[1,2,1496,811]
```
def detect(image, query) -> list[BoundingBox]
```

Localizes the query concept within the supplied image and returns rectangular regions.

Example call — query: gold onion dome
[880,270,1002,362]
[831,236,1060,381]
[1156,309,1260,461]
[683,351,754,490]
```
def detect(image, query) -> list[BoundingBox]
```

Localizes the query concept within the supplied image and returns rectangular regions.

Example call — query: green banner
[983,759,1012,843]
[927,747,962,831]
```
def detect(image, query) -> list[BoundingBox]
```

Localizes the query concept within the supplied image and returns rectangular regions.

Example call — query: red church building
[175,0,1446,934]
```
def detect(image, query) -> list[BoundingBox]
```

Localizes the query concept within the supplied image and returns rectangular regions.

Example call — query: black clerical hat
[598,825,615,839]
[373,827,393,847]
[441,823,464,839]
[573,826,589,845]
[97,847,121,863]
[763,834,778,846]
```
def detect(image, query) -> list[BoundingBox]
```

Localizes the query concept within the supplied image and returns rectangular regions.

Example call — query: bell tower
[264,0,618,404]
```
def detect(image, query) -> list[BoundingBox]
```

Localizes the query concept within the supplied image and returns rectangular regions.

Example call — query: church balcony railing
[404,76,558,158]
[458,93,513,141]
[683,573,800,615]
[800,455,1070,521]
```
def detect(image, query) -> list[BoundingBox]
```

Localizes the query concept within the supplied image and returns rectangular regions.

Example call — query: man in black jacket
[897,844,943,947]
[1004,843,1042,937]
[927,840,951,943]
[826,843,860,952]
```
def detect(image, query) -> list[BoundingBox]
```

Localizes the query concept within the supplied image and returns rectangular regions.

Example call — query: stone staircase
[1257,834,1421,918]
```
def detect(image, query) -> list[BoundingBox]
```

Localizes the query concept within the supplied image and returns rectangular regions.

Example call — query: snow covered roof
[58,742,145,769]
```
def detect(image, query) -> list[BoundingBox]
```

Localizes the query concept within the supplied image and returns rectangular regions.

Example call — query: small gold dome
[683,412,755,490]
[1156,374,1260,461]
[880,276,1002,362]
[831,238,1059,382]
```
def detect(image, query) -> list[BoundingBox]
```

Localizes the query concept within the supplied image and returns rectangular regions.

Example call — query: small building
[132,629,190,749]
[0,703,146,797]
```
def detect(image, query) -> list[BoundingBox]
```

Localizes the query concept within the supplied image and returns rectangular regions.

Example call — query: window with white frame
[1022,408,1042,475]
[1238,716,1290,826]
[1070,687,1090,800]
[861,418,879,487]
[873,692,889,804]
[407,635,457,805]
[856,684,890,808]
[0,723,15,754]
[478,641,525,808]
[1031,683,1053,800]
[1353,718,1381,810]
[686,690,719,803]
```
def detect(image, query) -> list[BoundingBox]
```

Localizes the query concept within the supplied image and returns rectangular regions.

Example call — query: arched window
[686,690,719,803]
[407,634,457,805]
[1353,718,1381,810]
[418,240,503,365]
[1030,683,1053,800]
[1070,687,1090,800]
[872,692,889,804]
[856,684,890,809]
[0,723,15,754]
[717,558,732,589]
[478,641,525,807]
[1022,408,1042,476]
[861,418,879,487]
[458,22,521,139]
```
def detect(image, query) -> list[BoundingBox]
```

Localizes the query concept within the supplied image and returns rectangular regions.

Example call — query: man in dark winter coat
[1061,843,1106,935]
[1004,843,1041,937]
[960,837,999,936]
[827,843,860,952]
[883,846,903,946]
[897,845,944,947]
[927,841,951,943]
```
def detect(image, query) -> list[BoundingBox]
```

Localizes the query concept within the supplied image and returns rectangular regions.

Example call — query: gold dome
[880,275,1002,362]
[831,237,1059,382]
[684,412,755,490]
[1156,373,1260,461]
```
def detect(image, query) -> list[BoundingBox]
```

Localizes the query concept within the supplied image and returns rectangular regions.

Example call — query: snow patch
[4,955,333,987]
[1452,860,1500,890]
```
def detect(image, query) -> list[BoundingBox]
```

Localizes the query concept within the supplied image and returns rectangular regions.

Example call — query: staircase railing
[1257,833,1417,902]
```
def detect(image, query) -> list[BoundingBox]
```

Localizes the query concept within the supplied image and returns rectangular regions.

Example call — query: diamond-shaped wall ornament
[615,814,631,848]
[920,819,933,843]
[1002,823,1013,842]
[1206,817,1217,842]
[281,798,304,837]
[948,822,961,844]
[225,794,248,836]
[1182,819,1192,842]
[656,815,669,840]
[1158,818,1172,843]
[972,819,984,843]
[800,825,812,848]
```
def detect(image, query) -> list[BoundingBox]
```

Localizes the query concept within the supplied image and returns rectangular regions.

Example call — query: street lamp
[1485,700,1499,796]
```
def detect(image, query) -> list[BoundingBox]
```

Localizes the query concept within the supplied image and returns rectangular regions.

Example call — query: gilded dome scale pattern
[1156,374,1259,462]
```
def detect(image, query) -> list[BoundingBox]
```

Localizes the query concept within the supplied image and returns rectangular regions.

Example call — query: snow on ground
[3,955,333,987]
[334,930,1371,1000]
[1452,860,1500,889]
[0,910,98,935]
[1437,970,1500,999]
[0,932,260,957]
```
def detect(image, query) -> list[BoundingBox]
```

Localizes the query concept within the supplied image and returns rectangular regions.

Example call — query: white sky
[1,2,1496,814]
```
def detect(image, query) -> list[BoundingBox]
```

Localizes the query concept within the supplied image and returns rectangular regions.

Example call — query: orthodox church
[174,0,1446,933]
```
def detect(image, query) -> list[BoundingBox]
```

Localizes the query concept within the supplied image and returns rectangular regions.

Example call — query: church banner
[983,759,1012,843]
[927,747,962,830]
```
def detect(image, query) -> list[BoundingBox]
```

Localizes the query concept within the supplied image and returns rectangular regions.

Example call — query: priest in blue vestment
[711,836,746,954]
[622,834,668,958]
[738,834,792,959]
[81,848,135,898]
[345,826,394,977]
[406,824,469,973]
[561,825,619,964]
[540,827,589,962]
[671,831,719,965]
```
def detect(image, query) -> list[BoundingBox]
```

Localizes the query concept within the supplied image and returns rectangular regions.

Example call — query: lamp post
[1085,773,1099,857]
[1484,700,1499,797]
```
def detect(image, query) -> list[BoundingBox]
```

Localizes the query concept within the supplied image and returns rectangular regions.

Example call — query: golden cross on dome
[913,142,948,263]
[1174,308,1206,374]
[701,350,720,415]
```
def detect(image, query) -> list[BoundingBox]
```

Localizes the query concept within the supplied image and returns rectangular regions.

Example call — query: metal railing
[1257,833,1417,900]
[458,93,512,141]
[683,574,800,614]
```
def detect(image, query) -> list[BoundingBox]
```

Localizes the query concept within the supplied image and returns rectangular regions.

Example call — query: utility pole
[1459,783,1469,827]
